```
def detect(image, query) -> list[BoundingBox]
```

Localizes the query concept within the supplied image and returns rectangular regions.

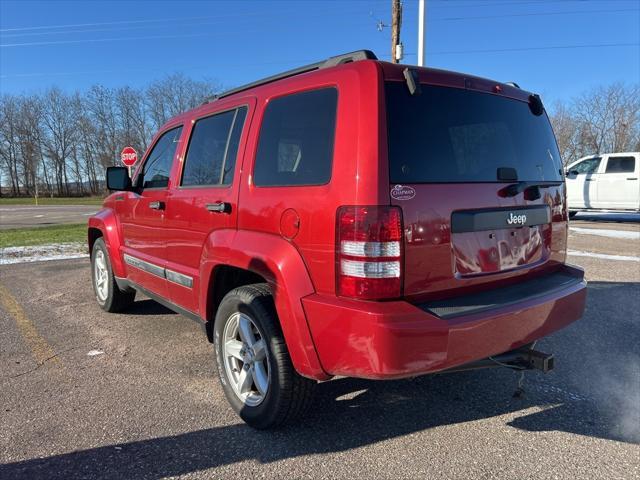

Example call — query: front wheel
[91,238,135,312]
[213,284,316,429]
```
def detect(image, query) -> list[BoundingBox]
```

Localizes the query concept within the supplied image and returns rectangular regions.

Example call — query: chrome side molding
[124,253,193,289]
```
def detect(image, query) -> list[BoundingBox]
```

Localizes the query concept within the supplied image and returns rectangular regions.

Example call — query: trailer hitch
[519,348,554,373]
[442,346,555,374]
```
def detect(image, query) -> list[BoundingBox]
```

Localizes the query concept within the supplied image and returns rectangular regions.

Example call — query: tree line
[0,74,218,197]
[549,83,640,165]
[0,77,638,198]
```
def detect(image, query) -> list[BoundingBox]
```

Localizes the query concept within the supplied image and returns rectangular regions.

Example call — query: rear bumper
[303,265,586,379]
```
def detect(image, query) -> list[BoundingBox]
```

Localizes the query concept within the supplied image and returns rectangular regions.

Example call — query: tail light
[336,206,403,300]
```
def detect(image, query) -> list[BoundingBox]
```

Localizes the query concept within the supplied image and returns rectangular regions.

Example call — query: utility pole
[391,0,402,63]
[417,0,426,66]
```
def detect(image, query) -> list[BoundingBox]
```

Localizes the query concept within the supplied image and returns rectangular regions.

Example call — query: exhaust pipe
[441,346,555,374]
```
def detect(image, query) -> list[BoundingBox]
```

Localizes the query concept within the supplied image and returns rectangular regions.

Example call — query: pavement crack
[5,345,81,379]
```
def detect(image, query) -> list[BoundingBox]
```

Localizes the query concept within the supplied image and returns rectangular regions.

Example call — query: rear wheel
[91,238,135,312]
[213,284,316,429]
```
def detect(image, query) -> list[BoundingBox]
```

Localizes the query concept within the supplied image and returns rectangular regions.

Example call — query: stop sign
[120,146,137,167]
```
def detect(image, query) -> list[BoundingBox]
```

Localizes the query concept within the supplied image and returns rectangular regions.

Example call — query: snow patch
[568,250,640,262]
[570,227,640,240]
[0,243,88,265]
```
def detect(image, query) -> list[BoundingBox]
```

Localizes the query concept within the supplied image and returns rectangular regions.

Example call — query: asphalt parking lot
[0,205,99,229]
[0,215,638,479]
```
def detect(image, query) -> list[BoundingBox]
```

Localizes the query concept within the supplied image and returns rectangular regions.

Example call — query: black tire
[213,283,316,429]
[91,238,135,313]
[568,211,578,219]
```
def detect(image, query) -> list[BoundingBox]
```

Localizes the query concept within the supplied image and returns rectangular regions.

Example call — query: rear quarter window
[254,87,337,187]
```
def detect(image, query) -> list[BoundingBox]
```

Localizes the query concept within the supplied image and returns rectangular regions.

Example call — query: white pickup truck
[566,152,640,217]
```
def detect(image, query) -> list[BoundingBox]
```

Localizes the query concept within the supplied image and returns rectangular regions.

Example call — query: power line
[4,42,637,80]
[443,7,639,20]
[0,16,211,33]
[426,0,624,6]
[2,5,635,41]
[0,32,216,48]
[429,41,640,55]
[0,16,267,39]
[0,10,373,48]
[0,4,365,34]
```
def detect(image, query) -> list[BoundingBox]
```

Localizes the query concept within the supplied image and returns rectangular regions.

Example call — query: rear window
[386,83,563,183]
[605,156,635,173]
[254,88,337,187]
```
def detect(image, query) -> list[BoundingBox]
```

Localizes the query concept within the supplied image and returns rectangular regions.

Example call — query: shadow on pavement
[2,281,638,479]
[124,298,176,316]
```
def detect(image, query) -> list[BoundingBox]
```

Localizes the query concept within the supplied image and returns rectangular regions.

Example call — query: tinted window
[386,83,563,183]
[605,156,635,173]
[572,157,601,174]
[254,88,337,186]
[223,108,247,185]
[182,107,247,187]
[140,126,183,189]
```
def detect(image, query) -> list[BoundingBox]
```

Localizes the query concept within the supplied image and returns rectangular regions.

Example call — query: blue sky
[0,0,638,105]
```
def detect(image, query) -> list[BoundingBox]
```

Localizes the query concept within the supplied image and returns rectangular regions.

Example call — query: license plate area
[451,206,551,276]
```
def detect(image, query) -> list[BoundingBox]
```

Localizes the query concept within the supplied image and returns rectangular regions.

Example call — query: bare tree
[15,96,47,196]
[85,85,119,171]
[0,95,22,196]
[146,73,219,129]
[41,88,77,196]
[116,86,151,154]
[551,83,640,164]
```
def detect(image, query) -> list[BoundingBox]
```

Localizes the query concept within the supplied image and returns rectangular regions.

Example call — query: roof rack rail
[202,50,377,104]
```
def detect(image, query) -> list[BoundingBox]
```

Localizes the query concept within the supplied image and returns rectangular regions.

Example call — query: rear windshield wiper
[499,181,563,200]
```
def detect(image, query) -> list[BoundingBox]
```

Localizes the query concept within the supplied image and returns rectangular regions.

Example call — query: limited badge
[390,184,416,201]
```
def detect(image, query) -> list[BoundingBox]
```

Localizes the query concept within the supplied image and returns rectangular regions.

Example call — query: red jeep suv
[88,50,587,429]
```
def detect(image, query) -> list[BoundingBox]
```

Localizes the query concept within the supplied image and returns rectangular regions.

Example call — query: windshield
[386,82,563,183]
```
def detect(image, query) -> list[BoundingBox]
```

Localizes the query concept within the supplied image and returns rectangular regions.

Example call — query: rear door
[597,155,639,209]
[384,81,566,300]
[164,102,252,313]
[566,157,601,209]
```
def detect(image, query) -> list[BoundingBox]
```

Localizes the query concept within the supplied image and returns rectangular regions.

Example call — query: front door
[164,104,252,314]
[119,125,184,298]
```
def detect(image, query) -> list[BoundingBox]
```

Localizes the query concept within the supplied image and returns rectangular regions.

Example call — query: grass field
[0,223,86,248]
[0,197,104,206]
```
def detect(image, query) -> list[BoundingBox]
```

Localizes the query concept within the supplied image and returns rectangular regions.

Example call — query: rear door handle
[149,201,165,210]
[206,202,232,214]
[585,178,596,181]
[627,177,638,180]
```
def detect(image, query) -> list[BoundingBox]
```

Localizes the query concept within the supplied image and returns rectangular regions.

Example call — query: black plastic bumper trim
[418,268,584,320]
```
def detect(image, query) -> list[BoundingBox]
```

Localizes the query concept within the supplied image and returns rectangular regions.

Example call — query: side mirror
[567,170,579,176]
[106,166,132,191]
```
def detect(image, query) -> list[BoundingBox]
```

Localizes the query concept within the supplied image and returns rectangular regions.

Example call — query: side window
[181,107,248,187]
[139,126,183,189]
[572,157,601,174]
[254,88,338,187]
[605,156,635,174]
